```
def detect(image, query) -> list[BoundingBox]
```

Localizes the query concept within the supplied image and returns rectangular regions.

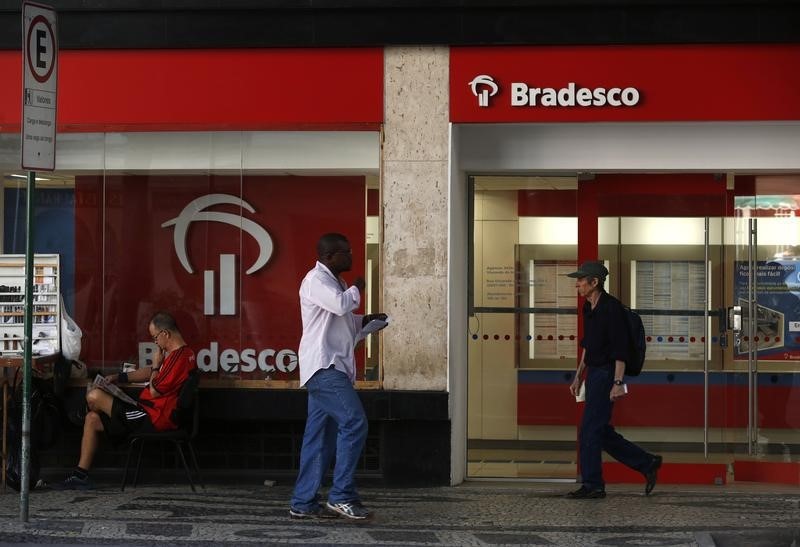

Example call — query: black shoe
[566,486,606,499]
[50,474,93,491]
[644,455,663,495]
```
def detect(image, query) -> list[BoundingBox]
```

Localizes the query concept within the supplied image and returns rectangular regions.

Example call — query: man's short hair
[150,311,178,333]
[317,233,349,259]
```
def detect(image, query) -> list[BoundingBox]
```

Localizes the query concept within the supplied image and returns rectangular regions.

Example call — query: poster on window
[734,260,800,360]
[74,175,366,382]
[527,260,577,360]
[635,261,706,361]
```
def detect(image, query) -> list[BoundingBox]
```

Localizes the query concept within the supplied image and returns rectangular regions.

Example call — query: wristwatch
[613,379,625,386]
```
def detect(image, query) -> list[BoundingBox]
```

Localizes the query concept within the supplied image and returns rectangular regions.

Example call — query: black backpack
[5,377,62,492]
[623,306,646,376]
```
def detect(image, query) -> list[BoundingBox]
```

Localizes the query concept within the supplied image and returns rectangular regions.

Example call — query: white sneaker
[326,501,370,520]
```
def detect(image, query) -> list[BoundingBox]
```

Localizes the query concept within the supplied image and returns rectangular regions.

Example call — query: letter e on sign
[21,2,58,171]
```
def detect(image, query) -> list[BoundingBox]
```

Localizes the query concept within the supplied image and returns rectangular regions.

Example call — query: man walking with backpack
[566,261,662,499]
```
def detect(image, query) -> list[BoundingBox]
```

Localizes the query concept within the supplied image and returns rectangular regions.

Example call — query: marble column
[382,46,449,390]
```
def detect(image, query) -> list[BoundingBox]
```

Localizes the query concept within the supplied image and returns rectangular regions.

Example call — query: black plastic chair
[120,369,204,492]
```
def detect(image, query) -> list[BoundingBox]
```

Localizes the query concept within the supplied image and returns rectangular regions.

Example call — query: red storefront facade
[450,44,800,485]
[0,3,798,487]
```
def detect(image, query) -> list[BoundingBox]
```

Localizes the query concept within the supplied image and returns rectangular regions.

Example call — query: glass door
[594,174,729,474]
[733,176,800,462]
[468,175,579,479]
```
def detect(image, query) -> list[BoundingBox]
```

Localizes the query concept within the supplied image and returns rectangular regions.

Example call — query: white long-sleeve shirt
[297,261,363,387]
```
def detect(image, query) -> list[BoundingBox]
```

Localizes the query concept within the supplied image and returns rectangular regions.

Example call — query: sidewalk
[0,480,797,546]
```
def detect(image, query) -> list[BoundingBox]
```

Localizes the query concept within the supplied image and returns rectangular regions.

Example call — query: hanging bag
[60,295,82,361]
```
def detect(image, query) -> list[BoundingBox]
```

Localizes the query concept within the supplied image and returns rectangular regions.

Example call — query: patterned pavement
[0,482,797,546]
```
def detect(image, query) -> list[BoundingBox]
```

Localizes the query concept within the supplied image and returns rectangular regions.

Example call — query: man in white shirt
[289,233,386,521]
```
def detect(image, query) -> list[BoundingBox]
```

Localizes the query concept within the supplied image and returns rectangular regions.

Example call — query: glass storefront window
[0,131,382,387]
[468,173,799,480]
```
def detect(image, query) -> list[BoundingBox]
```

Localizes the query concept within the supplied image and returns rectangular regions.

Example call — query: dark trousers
[579,365,653,489]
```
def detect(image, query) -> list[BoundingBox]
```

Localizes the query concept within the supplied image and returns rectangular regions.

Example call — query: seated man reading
[53,311,197,490]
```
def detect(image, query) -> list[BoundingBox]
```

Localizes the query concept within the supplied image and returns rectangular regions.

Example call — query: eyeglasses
[152,330,166,343]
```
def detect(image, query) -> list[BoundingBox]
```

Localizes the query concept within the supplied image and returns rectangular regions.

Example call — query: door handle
[728,305,742,333]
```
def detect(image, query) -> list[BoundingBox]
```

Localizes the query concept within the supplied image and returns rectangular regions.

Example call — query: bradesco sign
[452,45,800,123]
[469,74,640,108]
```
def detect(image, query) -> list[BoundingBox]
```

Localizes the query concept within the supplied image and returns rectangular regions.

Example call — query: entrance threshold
[465,477,574,483]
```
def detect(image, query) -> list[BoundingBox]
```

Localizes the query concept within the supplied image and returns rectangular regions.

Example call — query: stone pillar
[382,47,449,390]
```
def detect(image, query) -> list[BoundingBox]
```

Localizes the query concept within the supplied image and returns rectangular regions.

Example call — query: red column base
[602,462,728,485]
[734,461,800,486]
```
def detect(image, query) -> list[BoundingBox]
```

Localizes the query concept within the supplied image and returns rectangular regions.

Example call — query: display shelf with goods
[0,254,60,357]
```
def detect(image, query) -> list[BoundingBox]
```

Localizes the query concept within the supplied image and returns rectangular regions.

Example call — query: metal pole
[751,218,758,454]
[20,171,35,521]
[703,217,709,460]
[746,218,755,456]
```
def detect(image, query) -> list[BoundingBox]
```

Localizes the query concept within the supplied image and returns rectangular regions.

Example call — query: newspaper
[356,316,390,343]
[575,381,586,403]
[92,374,139,406]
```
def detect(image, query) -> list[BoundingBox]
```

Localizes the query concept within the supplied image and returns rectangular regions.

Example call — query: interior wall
[471,190,519,439]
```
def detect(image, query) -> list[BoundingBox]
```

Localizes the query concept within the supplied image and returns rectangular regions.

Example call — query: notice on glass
[528,260,577,360]
[636,261,706,361]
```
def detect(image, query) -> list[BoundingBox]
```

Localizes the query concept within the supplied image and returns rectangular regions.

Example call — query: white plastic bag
[60,296,82,361]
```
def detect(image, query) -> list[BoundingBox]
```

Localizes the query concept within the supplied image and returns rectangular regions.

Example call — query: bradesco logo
[161,194,273,316]
[196,342,298,374]
[469,74,641,108]
[468,75,499,107]
[158,193,298,374]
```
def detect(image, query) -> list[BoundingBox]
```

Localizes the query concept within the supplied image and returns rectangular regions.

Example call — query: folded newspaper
[575,380,586,403]
[92,374,139,406]
[355,316,390,343]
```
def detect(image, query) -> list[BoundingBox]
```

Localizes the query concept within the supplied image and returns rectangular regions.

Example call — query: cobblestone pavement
[0,482,797,546]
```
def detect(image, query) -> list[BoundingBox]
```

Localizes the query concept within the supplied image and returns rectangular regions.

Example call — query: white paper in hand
[356,316,391,343]
[575,381,586,403]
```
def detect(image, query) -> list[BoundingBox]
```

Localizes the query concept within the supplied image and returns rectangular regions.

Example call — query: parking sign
[21,2,57,171]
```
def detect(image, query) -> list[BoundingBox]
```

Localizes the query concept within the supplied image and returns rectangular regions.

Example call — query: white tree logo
[162,194,273,315]
[469,74,499,107]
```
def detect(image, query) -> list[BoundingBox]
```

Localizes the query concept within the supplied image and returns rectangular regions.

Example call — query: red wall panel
[518,380,799,429]
[517,176,728,217]
[0,49,383,132]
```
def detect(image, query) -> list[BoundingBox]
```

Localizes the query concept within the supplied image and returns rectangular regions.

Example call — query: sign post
[20,1,57,522]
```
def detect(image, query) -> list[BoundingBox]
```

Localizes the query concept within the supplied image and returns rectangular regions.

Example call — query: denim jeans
[290,367,368,511]
[579,365,653,489]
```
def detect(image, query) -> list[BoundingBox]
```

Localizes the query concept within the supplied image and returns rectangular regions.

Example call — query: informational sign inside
[21,2,57,171]
[735,260,800,360]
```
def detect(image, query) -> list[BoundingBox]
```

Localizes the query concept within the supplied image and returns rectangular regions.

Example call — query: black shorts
[99,398,156,441]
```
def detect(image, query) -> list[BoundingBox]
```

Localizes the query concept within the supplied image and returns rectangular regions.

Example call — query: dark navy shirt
[580,291,630,368]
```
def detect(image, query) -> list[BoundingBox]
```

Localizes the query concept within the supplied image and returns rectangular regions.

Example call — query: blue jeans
[579,365,653,489]
[290,367,368,511]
